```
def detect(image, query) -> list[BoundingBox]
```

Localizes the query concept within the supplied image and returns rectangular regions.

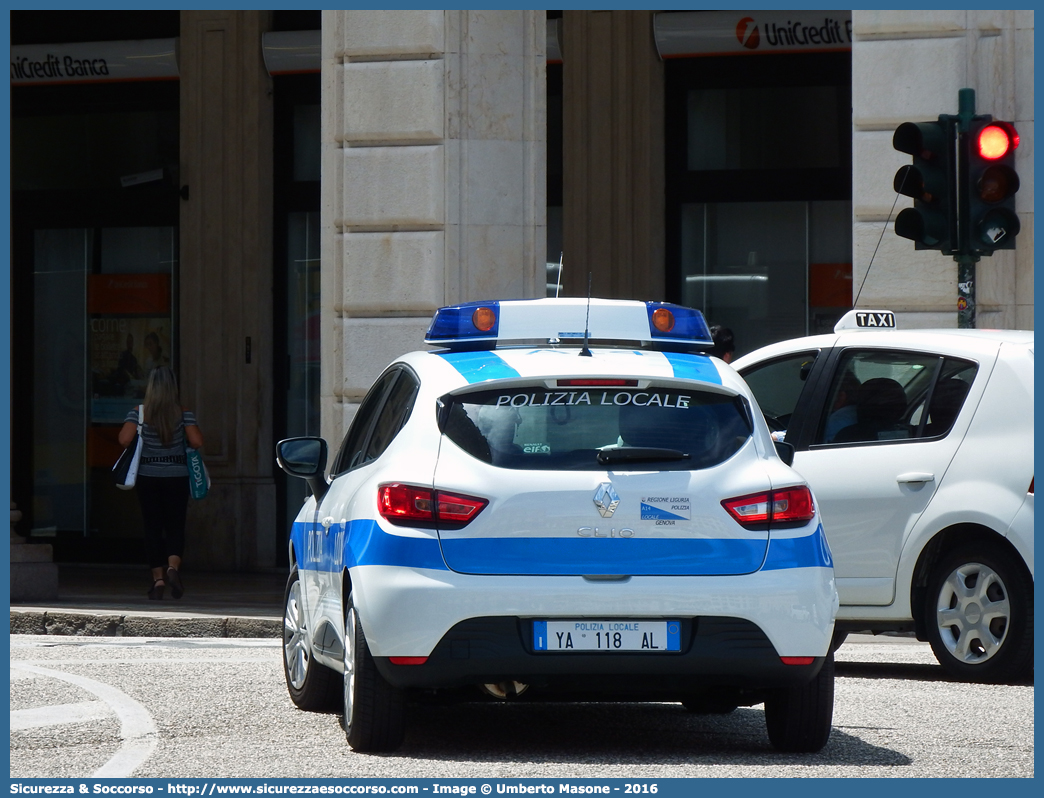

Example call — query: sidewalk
[9,563,286,638]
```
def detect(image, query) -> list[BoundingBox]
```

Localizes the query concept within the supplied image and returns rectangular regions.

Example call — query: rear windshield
[440,386,752,471]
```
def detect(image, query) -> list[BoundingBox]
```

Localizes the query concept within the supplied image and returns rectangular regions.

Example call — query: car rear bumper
[373,615,826,692]
[350,563,838,660]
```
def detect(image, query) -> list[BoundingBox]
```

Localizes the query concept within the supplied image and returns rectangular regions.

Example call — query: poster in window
[90,318,172,422]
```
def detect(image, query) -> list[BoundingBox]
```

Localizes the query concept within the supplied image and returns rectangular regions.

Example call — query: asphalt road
[9,634,1033,779]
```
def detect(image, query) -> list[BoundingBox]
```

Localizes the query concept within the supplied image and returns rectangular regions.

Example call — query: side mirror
[276,437,329,501]
[773,440,796,467]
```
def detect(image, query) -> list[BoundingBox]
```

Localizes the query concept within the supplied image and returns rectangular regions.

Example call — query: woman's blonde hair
[143,366,183,446]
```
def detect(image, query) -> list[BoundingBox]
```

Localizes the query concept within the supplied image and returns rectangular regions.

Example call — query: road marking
[11,664,158,777]
[11,700,111,730]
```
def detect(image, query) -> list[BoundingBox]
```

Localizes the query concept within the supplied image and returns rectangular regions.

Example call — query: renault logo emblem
[593,483,620,518]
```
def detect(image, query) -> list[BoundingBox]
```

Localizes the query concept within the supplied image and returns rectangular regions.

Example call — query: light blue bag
[186,447,210,500]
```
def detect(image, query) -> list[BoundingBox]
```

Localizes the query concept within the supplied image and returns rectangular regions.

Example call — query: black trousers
[136,475,189,569]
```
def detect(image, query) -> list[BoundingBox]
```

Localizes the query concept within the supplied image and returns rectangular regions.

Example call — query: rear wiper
[596,446,690,465]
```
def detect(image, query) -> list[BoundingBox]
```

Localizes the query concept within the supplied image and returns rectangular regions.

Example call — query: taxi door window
[331,368,399,476]
[739,351,819,435]
[919,358,977,438]
[814,351,977,445]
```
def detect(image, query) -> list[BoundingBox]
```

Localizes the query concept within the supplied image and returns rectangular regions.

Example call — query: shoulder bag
[184,412,210,500]
[113,405,144,490]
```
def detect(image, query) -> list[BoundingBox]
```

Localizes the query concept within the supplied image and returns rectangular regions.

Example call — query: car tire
[764,653,834,753]
[282,569,342,711]
[830,630,848,653]
[925,546,1033,684]
[343,593,406,752]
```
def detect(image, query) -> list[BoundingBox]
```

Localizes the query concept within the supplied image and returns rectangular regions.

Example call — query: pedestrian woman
[118,366,204,600]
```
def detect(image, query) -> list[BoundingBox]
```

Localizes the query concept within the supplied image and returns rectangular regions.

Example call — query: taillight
[721,486,815,528]
[377,484,487,527]
[437,492,487,524]
[780,656,815,666]
[378,484,435,523]
[1029,478,1034,495]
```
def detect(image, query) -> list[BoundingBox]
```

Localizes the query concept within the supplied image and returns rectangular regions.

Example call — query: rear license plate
[533,620,680,652]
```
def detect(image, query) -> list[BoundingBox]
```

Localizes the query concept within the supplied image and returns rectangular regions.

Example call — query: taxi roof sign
[425,298,713,350]
[834,309,897,333]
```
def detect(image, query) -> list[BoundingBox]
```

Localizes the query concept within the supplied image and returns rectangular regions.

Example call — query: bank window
[687,85,841,171]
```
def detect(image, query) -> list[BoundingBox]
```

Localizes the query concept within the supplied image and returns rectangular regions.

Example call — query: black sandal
[166,567,184,600]
[148,579,165,600]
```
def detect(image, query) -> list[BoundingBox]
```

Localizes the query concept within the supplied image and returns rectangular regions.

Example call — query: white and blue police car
[276,298,838,753]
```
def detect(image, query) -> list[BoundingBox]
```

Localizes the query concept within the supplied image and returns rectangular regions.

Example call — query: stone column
[321,10,546,444]
[179,10,277,569]
[852,10,1033,329]
[561,10,664,301]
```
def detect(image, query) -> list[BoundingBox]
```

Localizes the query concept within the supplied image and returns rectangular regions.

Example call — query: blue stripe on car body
[436,350,520,383]
[662,351,722,385]
[439,536,766,575]
[292,519,830,575]
[291,520,448,573]
[761,525,833,570]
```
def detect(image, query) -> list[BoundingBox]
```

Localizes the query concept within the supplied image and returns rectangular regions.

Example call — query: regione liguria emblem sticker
[593,483,620,518]
[640,497,691,525]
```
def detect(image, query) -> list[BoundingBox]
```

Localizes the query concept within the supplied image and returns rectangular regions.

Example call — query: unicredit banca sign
[11,39,179,85]
[654,10,852,59]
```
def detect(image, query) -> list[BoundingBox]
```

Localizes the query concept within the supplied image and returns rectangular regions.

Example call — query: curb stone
[10,610,280,638]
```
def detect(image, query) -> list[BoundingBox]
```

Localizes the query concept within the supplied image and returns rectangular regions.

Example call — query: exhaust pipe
[479,681,529,700]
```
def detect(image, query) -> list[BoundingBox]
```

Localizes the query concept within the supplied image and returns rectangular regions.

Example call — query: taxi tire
[925,546,1033,684]
[344,595,406,752]
[764,652,834,753]
[282,570,342,712]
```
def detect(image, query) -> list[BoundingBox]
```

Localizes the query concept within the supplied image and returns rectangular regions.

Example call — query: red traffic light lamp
[965,118,1020,254]
[976,124,1017,159]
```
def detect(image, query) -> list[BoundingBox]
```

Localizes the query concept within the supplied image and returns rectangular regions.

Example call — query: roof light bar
[425,298,713,350]
[425,301,501,342]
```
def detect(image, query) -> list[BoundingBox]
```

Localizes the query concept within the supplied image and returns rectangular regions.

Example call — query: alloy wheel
[283,579,310,690]
[343,605,358,729]
[935,562,1010,665]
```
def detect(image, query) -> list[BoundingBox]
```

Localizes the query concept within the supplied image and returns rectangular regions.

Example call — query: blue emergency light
[424,298,713,350]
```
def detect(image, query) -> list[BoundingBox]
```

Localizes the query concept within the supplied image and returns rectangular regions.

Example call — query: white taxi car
[733,310,1033,683]
[277,298,838,753]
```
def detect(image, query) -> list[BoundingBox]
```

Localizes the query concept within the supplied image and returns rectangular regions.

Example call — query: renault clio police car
[276,298,838,753]
[733,310,1033,683]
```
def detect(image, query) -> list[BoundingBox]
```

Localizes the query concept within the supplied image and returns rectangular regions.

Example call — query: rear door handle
[897,472,935,484]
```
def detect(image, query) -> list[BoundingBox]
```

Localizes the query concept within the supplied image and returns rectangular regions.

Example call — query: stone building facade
[851,10,1034,329]
[9,9,1033,572]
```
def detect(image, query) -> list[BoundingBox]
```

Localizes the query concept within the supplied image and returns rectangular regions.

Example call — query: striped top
[124,406,198,478]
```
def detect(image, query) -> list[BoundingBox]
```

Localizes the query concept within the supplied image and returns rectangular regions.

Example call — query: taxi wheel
[830,630,849,653]
[343,595,406,752]
[925,546,1033,684]
[764,652,834,753]
[282,570,342,711]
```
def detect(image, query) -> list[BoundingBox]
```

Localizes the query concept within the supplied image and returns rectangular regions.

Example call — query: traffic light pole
[954,89,979,329]
[956,254,977,328]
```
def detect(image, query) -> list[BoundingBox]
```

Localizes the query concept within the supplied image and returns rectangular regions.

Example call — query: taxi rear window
[439,386,752,471]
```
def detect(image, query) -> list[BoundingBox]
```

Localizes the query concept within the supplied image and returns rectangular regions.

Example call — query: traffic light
[891,121,957,253]
[964,118,1020,254]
